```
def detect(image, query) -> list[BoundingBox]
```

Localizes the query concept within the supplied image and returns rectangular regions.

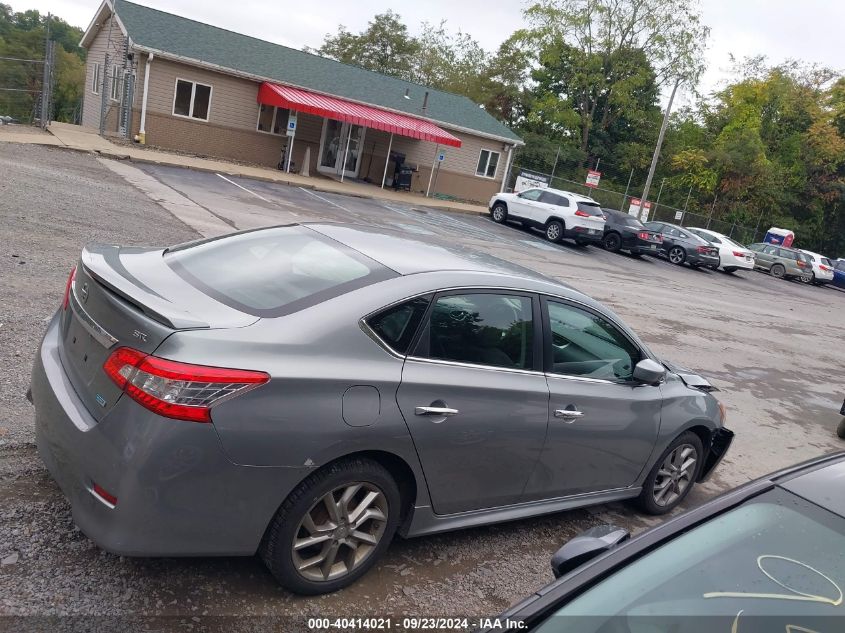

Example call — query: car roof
[778,457,845,518]
[532,187,597,203]
[306,222,558,279]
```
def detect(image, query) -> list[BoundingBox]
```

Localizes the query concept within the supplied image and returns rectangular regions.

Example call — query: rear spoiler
[82,245,210,330]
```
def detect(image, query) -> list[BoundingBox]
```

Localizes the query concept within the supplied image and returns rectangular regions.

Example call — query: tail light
[820,265,831,272]
[696,246,710,254]
[103,347,270,423]
[732,251,745,257]
[62,266,77,310]
[638,231,648,240]
[656,234,663,242]
[574,210,590,218]
[796,260,809,269]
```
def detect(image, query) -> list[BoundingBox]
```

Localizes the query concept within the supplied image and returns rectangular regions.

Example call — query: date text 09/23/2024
[307,617,527,630]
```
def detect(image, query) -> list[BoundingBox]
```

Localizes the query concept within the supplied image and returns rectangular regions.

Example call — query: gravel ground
[1,144,842,632]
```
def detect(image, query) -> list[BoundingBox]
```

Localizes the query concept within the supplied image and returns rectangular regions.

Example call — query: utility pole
[640,76,681,211]
[550,146,561,181]
[622,168,634,209]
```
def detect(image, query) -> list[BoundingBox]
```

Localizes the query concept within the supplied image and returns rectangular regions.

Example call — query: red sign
[585,170,601,188]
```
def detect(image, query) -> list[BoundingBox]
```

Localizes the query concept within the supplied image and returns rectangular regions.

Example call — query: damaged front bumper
[698,427,734,482]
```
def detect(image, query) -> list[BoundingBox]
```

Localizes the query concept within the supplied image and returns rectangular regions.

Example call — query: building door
[318,119,366,178]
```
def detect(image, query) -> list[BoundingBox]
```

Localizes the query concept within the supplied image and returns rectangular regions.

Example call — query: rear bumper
[723,256,755,270]
[31,313,307,557]
[689,252,720,267]
[565,225,604,242]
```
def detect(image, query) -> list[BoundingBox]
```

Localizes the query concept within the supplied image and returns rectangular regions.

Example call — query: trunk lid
[59,244,258,421]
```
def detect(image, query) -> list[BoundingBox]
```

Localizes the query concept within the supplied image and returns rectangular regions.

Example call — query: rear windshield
[165,226,396,317]
[577,201,604,217]
[821,257,832,267]
[619,215,643,228]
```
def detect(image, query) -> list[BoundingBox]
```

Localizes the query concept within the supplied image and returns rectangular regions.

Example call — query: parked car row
[488,188,841,288]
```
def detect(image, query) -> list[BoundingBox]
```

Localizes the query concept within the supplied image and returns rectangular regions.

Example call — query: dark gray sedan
[30,223,732,594]
[644,221,720,268]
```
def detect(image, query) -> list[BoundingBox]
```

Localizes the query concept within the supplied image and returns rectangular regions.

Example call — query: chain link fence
[507,151,768,246]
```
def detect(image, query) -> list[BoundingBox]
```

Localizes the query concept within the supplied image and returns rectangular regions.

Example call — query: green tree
[310,11,420,81]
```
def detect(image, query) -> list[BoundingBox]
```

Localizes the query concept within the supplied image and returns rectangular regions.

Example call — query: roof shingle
[111,0,522,143]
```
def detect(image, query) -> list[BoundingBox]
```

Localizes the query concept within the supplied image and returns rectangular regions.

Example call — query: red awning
[258,83,462,148]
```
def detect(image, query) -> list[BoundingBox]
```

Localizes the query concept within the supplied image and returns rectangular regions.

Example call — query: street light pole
[640,76,681,209]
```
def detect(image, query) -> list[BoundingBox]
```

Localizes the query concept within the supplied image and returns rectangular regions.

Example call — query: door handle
[415,406,459,417]
[554,408,585,422]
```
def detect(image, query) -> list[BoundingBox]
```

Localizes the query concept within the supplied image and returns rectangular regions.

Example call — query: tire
[636,431,704,515]
[797,272,814,284]
[260,457,401,595]
[838,417,845,439]
[545,220,564,243]
[723,267,737,273]
[668,246,686,265]
[603,232,622,252]
[770,264,786,279]
[490,202,508,224]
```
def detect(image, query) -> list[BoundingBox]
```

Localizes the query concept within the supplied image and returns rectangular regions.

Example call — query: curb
[38,131,490,218]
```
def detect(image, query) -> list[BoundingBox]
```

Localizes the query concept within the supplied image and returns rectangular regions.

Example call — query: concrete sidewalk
[1,122,488,217]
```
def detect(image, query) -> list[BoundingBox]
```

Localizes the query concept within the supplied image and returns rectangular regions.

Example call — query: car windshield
[534,489,845,633]
[165,226,395,316]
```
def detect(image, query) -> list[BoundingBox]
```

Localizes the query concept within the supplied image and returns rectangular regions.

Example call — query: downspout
[501,145,515,193]
[138,52,153,144]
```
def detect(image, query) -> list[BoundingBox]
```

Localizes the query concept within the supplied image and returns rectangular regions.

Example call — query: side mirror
[632,359,666,385]
[550,525,630,578]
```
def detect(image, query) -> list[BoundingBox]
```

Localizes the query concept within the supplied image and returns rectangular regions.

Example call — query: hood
[661,359,718,392]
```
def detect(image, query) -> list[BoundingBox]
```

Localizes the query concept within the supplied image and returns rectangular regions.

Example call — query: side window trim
[540,295,645,383]
[408,288,543,373]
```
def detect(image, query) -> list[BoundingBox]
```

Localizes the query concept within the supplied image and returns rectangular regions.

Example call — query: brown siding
[81,15,128,131]
[138,57,512,201]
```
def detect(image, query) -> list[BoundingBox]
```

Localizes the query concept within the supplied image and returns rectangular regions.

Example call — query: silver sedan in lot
[29,223,733,594]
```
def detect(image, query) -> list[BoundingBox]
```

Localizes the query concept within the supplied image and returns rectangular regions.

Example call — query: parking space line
[298,187,355,213]
[216,173,299,215]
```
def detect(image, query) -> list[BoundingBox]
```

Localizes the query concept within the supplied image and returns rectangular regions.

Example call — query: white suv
[489,187,606,245]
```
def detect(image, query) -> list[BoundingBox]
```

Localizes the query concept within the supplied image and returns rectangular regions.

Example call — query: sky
[11,0,845,106]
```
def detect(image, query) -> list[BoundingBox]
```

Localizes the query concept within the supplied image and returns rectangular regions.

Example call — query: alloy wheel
[771,264,785,279]
[604,233,621,252]
[652,444,697,507]
[797,273,813,284]
[292,482,388,582]
[492,205,505,222]
[668,247,685,264]
[546,223,562,241]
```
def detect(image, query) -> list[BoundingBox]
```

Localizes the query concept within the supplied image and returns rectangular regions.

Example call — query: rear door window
[539,191,564,206]
[165,226,396,317]
[413,293,535,370]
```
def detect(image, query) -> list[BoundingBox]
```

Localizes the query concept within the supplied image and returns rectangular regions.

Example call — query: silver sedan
[30,223,732,594]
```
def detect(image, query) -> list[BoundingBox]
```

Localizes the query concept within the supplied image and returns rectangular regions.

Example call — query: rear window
[576,202,604,217]
[821,257,832,267]
[166,226,396,317]
[366,296,431,355]
[618,215,643,228]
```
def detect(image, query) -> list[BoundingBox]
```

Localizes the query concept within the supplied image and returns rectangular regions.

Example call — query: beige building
[80,0,523,203]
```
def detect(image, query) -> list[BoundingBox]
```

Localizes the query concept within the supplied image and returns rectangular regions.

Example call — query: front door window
[319,120,366,177]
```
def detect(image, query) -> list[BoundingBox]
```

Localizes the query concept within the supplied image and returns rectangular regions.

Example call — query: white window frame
[171,78,213,122]
[109,65,121,102]
[256,104,287,136]
[476,149,501,179]
[91,62,101,95]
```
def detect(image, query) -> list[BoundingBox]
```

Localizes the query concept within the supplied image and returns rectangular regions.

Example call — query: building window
[91,62,101,95]
[256,104,289,135]
[110,65,121,101]
[172,79,212,121]
[476,149,500,179]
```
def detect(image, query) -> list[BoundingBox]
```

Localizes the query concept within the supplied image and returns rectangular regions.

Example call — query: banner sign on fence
[629,198,652,221]
[585,170,601,188]
[514,169,550,193]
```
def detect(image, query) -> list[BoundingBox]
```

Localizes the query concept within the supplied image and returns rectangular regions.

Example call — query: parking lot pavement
[1,146,843,625]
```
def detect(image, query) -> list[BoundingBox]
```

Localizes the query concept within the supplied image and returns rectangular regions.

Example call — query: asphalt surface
[1,145,844,631]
